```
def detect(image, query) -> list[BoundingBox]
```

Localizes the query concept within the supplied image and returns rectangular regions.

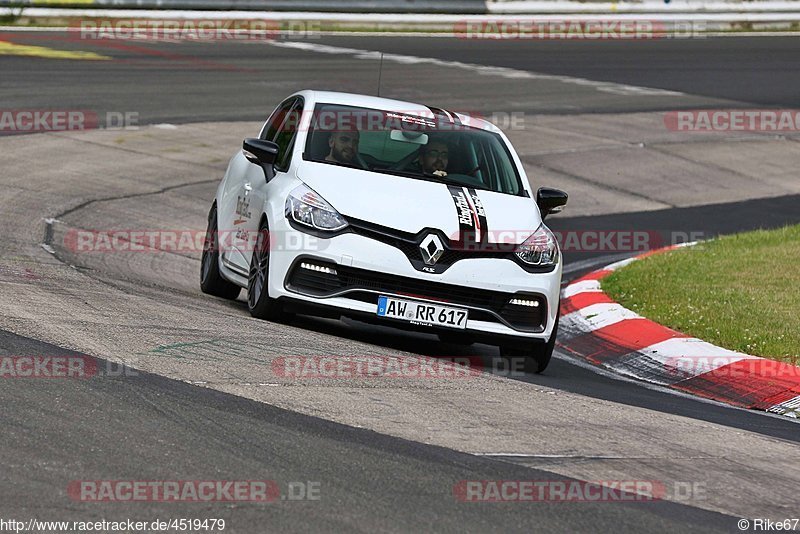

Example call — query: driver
[326,128,361,165]
[417,138,450,175]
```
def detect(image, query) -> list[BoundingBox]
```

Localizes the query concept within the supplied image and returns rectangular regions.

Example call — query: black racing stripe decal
[461,188,482,243]
[427,106,449,126]
[447,184,475,248]
[447,186,489,248]
[466,187,488,245]
[427,106,461,128]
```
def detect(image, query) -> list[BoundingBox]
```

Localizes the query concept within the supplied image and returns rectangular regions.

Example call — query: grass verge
[602,224,800,364]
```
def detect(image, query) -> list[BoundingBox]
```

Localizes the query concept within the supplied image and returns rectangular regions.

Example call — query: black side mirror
[536,187,568,219]
[243,138,279,181]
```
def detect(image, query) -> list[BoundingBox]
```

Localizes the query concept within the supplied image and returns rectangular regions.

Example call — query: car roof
[295,90,500,133]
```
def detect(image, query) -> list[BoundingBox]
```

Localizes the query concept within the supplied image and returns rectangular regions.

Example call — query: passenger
[416,138,450,175]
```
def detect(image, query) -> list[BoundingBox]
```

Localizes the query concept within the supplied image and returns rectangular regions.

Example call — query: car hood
[296,161,541,244]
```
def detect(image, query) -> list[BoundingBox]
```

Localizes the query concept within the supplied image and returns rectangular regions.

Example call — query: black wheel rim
[248,229,269,309]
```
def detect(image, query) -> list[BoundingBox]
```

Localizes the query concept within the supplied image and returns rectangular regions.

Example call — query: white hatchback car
[201,91,567,373]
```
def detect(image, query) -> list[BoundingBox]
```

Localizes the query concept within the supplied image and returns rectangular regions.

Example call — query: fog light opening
[509,298,540,307]
[300,262,338,276]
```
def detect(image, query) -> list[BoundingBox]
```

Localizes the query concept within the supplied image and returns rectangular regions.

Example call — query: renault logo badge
[419,234,445,265]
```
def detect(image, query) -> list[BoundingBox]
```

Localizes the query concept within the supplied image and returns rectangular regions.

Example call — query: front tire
[200,204,241,300]
[247,218,285,321]
[500,313,559,374]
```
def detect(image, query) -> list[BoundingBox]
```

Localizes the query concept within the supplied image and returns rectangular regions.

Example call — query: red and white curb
[558,245,800,419]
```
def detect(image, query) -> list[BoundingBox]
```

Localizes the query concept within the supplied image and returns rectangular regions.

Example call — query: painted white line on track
[267,40,686,97]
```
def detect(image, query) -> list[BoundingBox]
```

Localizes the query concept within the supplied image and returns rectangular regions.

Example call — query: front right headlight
[515,224,560,266]
[285,184,348,232]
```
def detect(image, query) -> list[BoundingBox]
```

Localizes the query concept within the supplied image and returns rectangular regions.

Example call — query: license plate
[376,296,468,329]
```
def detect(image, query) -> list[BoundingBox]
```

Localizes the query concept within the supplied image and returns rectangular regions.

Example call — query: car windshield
[302,103,524,196]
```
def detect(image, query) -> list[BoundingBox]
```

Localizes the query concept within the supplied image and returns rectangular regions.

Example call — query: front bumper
[264,215,562,341]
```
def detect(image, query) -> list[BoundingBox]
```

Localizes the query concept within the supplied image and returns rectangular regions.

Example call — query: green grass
[602,225,800,364]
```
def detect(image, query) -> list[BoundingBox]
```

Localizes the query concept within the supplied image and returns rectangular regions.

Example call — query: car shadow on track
[216,294,800,441]
[293,309,800,439]
[220,295,567,383]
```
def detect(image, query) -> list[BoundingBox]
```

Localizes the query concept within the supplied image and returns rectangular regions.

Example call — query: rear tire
[500,313,559,374]
[200,204,241,300]
[247,218,286,321]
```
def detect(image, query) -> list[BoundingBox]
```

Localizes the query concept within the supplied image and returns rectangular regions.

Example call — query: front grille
[348,218,510,274]
[286,260,546,332]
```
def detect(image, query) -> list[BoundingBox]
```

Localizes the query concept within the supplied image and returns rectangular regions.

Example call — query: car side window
[259,97,297,142]
[274,99,303,172]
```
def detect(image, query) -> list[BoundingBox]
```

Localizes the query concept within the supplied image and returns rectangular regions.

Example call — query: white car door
[231,96,303,272]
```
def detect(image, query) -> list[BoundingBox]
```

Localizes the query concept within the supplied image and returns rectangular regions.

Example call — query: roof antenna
[377,53,384,97]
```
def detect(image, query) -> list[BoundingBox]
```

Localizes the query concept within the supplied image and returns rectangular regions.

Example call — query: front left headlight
[515,223,560,266]
[285,184,348,232]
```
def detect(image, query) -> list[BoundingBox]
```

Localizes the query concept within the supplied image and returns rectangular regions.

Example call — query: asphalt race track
[2,34,800,122]
[1,31,800,532]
